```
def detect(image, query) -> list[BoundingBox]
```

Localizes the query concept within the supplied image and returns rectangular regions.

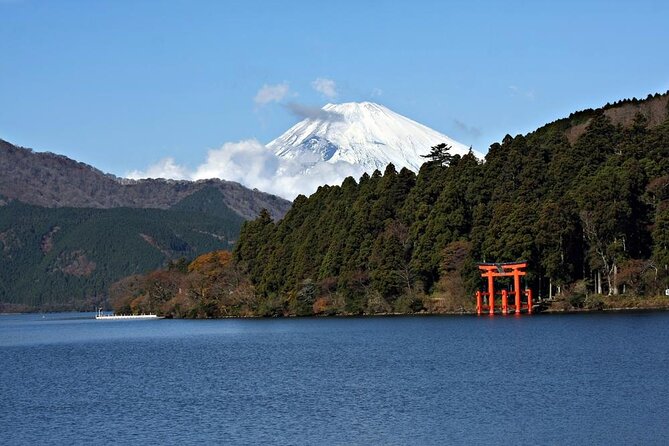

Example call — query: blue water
[1,313,668,445]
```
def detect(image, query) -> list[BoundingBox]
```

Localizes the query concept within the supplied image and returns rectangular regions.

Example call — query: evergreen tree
[421,143,454,166]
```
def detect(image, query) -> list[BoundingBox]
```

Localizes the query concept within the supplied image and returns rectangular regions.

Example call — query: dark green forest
[230,93,669,315]
[0,186,244,309]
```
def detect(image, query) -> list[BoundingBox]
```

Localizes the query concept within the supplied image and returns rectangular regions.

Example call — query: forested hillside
[110,92,669,317]
[232,93,669,314]
[0,187,245,309]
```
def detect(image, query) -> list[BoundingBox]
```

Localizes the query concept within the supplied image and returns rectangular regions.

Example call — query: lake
[1,312,668,445]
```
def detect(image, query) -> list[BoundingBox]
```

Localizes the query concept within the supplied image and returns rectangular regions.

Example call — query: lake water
[1,312,668,445]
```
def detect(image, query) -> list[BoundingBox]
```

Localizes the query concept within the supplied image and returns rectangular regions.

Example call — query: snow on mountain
[267,102,481,178]
[130,102,481,200]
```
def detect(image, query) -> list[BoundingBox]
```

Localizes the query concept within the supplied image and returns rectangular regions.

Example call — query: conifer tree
[421,143,454,166]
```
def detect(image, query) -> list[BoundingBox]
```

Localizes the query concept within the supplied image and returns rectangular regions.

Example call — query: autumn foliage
[110,250,255,318]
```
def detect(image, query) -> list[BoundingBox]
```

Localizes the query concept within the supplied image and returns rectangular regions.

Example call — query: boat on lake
[95,308,162,320]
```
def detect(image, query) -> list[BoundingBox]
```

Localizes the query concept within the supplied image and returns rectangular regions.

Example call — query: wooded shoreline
[3,296,669,317]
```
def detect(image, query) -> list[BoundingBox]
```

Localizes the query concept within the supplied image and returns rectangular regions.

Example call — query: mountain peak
[267,101,481,177]
[323,101,385,110]
[321,102,395,122]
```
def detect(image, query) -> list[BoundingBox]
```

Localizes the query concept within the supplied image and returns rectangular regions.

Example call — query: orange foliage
[312,297,331,315]
[188,250,233,276]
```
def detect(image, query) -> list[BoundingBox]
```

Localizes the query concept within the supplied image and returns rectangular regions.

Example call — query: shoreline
[3,302,669,318]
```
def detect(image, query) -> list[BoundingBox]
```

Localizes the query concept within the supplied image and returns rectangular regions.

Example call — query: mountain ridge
[0,138,291,220]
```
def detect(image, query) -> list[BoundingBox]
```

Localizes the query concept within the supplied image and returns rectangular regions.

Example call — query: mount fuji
[267,102,482,180]
[130,101,482,200]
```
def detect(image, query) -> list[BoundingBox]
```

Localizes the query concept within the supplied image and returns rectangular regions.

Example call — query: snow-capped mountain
[267,102,482,177]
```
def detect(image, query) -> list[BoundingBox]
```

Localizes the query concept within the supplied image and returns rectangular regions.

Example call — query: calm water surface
[1,312,668,445]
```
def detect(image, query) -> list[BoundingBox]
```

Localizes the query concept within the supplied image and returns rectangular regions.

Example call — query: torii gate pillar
[487,274,495,315]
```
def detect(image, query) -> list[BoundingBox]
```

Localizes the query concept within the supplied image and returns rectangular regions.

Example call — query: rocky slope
[0,139,291,220]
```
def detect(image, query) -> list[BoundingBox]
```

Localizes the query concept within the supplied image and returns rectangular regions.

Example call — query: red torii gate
[476,262,533,315]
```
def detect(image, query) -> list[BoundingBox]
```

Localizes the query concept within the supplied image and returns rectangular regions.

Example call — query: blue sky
[1,0,668,179]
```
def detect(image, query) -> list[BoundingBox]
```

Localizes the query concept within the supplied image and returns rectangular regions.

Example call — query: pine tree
[421,143,454,166]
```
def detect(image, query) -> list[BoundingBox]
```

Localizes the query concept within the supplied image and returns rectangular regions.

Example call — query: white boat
[95,308,162,320]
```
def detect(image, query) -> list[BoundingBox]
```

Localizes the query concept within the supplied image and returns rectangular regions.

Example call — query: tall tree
[421,143,454,166]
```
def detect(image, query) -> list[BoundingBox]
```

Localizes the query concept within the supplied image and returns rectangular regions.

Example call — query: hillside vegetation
[0,187,246,309]
[0,137,292,311]
[116,92,668,316]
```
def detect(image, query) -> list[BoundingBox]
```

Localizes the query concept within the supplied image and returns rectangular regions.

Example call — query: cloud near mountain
[127,139,361,200]
[311,78,338,98]
[128,102,478,200]
[254,82,290,106]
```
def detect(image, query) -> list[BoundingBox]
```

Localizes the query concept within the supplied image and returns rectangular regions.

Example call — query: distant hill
[0,138,290,220]
[0,187,246,309]
[0,139,292,310]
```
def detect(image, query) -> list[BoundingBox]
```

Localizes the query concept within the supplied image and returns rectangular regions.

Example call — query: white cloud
[126,157,189,180]
[254,82,290,106]
[192,139,280,192]
[311,78,338,99]
[126,139,366,200]
[270,158,364,199]
[371,87,383,97]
